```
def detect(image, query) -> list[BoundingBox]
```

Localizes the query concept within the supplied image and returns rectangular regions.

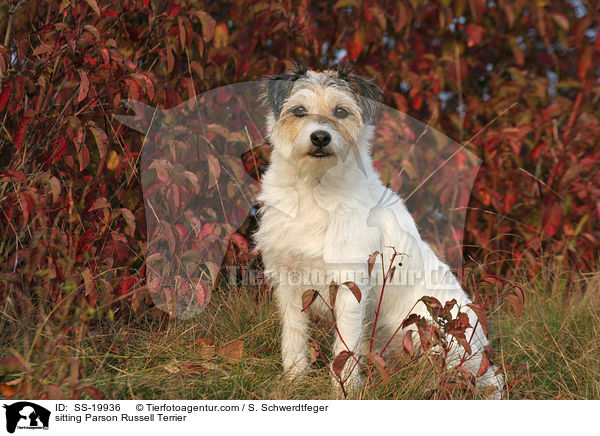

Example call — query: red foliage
[0,0,598,330]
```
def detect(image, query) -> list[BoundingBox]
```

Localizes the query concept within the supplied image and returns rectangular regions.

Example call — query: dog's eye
[333,106,349,119]
[292,106,308,117]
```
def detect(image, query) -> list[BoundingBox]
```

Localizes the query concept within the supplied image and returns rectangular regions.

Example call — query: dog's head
[262,64,382,177]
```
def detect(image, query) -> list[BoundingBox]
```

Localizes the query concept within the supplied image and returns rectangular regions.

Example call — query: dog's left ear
[262,74,295,119]
[262,63,308,119]
[337,65,383,122]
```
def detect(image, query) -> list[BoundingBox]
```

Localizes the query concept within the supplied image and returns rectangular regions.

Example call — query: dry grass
[492,268,600,399]
[1,262,599,400]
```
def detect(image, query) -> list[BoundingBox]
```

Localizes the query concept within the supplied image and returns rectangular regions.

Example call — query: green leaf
[334,0,359,8]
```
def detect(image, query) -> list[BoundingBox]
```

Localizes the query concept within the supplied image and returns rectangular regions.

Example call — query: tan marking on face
[273,79,366,159]
[276,112,304,142]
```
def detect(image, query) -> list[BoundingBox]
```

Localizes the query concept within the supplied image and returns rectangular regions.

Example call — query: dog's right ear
[262,63,308,119]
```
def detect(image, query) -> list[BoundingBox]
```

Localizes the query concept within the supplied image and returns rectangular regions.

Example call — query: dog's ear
[262,62,308,118]
[337,65,382,122]
[262,74,295,119]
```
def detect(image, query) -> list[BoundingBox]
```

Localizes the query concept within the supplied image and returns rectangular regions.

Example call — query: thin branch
[3,0,25,47]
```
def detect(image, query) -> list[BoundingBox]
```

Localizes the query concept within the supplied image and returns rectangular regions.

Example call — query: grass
[492,268,600,399]
[1,263,599,400]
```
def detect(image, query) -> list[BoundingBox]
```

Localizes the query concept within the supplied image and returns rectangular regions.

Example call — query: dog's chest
[258,187,380,265]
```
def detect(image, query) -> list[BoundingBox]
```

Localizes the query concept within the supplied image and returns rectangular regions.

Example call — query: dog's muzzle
[309,130,333,158]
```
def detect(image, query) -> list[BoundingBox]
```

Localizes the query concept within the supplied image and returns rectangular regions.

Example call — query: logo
[2,402,50,434]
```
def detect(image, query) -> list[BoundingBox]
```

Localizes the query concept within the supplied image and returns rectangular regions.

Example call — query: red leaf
[440,299,457,322]
[468,0,486,23]
[196,11,216,42]
[14,117,31,151]
[0,170,26,182]
[177,16,186,50]
[345,31,364,61]
[367,251,380,277]
[466,303,488,336]
[504,190,516,214]
[206,153,221,188]
[329,281,339,308]
[45,385,65,400]
[541,204,562,237]
[50,137,67,164]
[181,363,208,377]
[0,80,12,112]
[217,340,244,362]
[78,144,90,171]
[119,208,136,234]
[76,229,96,256]
[116,276,136,296]
[419,296,442,321]
[301,289,319,312]
[100,47,110,65]
[551,14,569,31]
[576,45,593,80]
[0,355,27,373]
[368,352,390,384]
[125,77,140,101]
[456,335,472,355]
[505,285,524,319]
[84,0,101,16]
[168,3,181,17]
[130,73,155,101]
[411,93,423,110]
[77,70,90,104]
[483,274,503,288]
[0,383,17,398]
[309,341,321,364]
[416,324,431,353]
[89,126,108,160]
[229,233,248,252]
[392,92,407,112]
[197,223,215,241]
[402,330,414,356]
[477,350,491,377]
[342,281,362,303]
[194,279,209,307]
[401,313,420,329]
[332,350,353,378]
[18,192,34,225]
[33,43,53,56]
[466,24,484,47]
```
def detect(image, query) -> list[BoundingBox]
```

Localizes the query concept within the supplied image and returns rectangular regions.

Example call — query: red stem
[369,251,398,354]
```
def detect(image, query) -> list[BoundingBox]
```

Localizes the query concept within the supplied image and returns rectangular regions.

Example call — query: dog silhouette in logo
[3,402,50,434]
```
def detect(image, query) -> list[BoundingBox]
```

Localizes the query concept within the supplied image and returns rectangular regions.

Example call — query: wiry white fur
[255,69,504,398]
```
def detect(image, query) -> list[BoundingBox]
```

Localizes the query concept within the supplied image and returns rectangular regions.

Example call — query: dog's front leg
[332,285,366,392]
[276,285,310,379]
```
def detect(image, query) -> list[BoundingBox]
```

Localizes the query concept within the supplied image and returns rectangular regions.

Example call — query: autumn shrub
[0,0,598,399]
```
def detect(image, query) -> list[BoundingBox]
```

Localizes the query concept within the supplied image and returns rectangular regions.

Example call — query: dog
[254,64,504,398]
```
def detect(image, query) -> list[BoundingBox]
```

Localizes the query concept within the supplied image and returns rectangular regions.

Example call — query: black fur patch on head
[336,64,382,122]
[262,62,308,118]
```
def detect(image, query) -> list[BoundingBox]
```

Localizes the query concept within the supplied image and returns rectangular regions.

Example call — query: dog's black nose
[310,130,331,148]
